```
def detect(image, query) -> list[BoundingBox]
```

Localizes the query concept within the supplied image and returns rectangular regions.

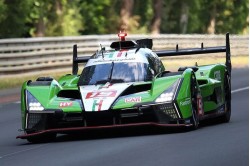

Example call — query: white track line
[0,145,46,159]
[231,86,249,94]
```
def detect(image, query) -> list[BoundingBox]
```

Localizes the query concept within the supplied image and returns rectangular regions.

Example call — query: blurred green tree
[0,0,32,38]
[45,0,83,36]
[27,0,83,37]
[78,0,119,34]
[0,0,248,38]
[160,0,249,34]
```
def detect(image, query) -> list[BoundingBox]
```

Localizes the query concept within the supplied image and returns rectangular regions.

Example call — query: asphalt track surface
[0,68,249,166]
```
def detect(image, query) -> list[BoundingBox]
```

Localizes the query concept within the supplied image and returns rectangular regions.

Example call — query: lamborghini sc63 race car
[17,32,231,143]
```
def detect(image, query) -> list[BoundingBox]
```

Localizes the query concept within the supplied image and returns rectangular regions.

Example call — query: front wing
[17,122,191,139]
[17,101,193,139]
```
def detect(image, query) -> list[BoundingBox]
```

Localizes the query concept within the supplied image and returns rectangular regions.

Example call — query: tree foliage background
[0,0,248,38]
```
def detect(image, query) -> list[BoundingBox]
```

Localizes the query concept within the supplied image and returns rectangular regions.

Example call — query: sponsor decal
[108,51,115,58]
[98,82,112,89]
[92,99,104,111]
[107,50,127,58]
[94,57,136,63]
[124,96,142,103]
[214,71,221,80]
[86,90,117,99]
[80,83,132,112]
[197,94,204,116]
[117,50,127,57]
[59,102,73,107]
[180,98,191,106]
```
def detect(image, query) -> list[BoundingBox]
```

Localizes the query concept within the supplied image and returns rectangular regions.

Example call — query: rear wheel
[219,73,231,123]
[191,106,199,129]
[190,73,199,129]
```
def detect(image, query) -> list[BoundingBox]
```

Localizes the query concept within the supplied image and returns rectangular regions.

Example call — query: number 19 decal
[86,90,117,99]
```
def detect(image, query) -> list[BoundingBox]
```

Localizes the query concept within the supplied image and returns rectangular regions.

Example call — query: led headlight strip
[26,90,44,111]
[155,79,180,103]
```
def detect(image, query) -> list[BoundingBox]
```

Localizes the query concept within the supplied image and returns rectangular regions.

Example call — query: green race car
[17,32,231,143]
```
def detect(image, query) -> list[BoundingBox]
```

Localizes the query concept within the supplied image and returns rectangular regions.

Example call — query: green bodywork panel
[176,69,193,118]
[58,75,79,89]
[195,64,226,112]
[21,75,81,128]
[112,75,181,109]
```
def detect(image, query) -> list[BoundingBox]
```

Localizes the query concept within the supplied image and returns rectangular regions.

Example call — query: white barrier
[0,34,248,76]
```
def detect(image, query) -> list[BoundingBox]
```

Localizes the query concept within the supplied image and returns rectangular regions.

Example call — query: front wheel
[190,73,199,130]
[191,105,199,129]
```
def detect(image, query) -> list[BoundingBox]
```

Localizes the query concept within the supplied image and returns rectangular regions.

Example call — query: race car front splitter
[17,122,192,139]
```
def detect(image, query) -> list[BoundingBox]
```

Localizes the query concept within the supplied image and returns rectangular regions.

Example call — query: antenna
[135,47,140,53]
[95,50,99,58]
[100,44,104,58]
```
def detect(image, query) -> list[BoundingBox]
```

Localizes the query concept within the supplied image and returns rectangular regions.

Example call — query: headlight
[26,90,44,111]
[155,79,180,103]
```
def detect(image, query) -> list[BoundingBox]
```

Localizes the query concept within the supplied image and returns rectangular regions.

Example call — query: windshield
[78,62,153,85]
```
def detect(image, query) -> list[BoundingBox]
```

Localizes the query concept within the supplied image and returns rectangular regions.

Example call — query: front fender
[176,69,198,119]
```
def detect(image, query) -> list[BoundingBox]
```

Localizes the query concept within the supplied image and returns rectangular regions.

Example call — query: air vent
[121,83,151,96]
[197,80,208,85]
[57,90,81,99]
[110,41,138,49]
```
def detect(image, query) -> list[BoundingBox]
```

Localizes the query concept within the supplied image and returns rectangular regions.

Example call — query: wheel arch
[175,68,201,119]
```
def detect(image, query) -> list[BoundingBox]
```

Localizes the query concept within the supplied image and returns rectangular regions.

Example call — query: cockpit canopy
[78,33,164,86]
[78,62,154,85]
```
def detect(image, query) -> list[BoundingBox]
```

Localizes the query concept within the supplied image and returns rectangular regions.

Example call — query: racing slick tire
[218,72,231,123]
[26,132,57,143]
[190,73,199,130]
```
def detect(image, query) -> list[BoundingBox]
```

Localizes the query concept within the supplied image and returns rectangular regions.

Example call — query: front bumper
[17,122,192,139]
[18,102,188,139]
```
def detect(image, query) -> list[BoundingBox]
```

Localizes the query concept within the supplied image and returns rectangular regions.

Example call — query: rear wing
[154,33,231,76]
[72,33,231,76]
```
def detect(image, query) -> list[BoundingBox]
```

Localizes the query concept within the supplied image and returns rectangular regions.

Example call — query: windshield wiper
[95,79,109,85]
[110,79,125,83]
[108,61,114,82]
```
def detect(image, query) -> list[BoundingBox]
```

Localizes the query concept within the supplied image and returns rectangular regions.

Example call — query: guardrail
[0,34,248,76]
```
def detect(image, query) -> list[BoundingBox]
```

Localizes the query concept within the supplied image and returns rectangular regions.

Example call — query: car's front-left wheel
[190,73,199,129]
